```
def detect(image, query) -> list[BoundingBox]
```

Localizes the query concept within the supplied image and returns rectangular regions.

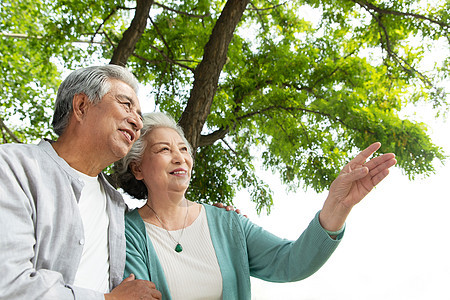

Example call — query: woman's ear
[130,162,144,180]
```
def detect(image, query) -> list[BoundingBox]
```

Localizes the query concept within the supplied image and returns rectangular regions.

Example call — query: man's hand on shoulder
[105,274,162,300]
[213,202,248,218]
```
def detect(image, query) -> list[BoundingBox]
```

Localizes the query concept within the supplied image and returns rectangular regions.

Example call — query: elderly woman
[113,112,396,299]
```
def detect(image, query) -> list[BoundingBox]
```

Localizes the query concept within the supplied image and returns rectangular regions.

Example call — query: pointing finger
[350,142,381,165]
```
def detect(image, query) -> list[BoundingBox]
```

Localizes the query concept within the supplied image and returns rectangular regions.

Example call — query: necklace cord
[145,198,189,252]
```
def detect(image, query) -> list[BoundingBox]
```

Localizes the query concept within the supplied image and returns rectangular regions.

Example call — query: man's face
[83,79,143,162]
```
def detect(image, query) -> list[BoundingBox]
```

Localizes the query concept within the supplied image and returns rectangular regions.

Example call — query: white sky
[232,109,450,300]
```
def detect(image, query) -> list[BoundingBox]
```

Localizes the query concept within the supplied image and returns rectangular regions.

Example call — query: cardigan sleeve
[243,211,342,282]
[124,211,151,281]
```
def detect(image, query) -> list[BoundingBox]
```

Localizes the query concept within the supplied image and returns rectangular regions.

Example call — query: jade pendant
[175,243,183,253]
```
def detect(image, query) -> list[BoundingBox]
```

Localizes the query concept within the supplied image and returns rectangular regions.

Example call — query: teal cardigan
[124,204,342,299]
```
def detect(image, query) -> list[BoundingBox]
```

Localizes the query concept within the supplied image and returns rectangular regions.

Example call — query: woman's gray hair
[112,112,193,199]
[52,65,139,136]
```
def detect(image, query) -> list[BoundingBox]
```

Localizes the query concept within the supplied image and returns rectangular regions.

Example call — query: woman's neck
[140,192,200,230]
[148,190,185,211]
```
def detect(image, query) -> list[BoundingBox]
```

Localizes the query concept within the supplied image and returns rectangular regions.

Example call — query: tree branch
[248,1,288,12]
[179,0,250,153]
[132,45,195,71]
[249,2,267,31]
[0,116,22,143]
[389,49,433,87]
[234,104,375,135]
[360,5,434,86]
[149,16,173,57]
[154,2,211,18]
[220,138,238,157]
[354,0,450,29]
[198,126,230,146]
[311,50,357,89]
[0,32,106,44]
[91,7,122,44]
[110,0,154,66]
[102,31,115,48]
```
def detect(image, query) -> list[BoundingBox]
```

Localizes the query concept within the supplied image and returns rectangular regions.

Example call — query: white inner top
[73,170,110,293]
[145,205,222,300]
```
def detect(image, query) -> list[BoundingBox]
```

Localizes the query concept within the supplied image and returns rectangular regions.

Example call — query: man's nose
[128,111,143,131]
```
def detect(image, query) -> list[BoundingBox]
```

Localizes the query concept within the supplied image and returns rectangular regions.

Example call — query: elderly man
[0,65,161,299]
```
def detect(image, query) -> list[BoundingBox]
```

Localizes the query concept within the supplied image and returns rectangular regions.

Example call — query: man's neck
[52,138,110,177]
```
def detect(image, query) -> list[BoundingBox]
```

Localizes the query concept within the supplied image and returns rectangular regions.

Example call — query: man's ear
[130,162,144,181]
[72,93,91,121]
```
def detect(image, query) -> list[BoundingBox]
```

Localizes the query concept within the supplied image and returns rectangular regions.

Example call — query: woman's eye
[180,147,188,152]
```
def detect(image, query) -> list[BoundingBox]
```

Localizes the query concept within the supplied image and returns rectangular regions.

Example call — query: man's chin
[111,146,132,162]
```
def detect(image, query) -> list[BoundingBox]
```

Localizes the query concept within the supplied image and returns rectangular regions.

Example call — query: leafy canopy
[1,0,448,213]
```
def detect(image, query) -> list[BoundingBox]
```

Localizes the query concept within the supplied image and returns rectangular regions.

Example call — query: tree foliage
[1,0,448,213]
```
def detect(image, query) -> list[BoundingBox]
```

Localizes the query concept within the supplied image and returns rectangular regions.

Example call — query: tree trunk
[178,0,250,153]
[110,0,154,66]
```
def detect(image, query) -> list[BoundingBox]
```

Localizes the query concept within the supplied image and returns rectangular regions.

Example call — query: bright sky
[232,108,450,300]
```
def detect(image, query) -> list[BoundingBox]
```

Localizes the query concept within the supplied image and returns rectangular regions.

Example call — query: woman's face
[133,127,193,196]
